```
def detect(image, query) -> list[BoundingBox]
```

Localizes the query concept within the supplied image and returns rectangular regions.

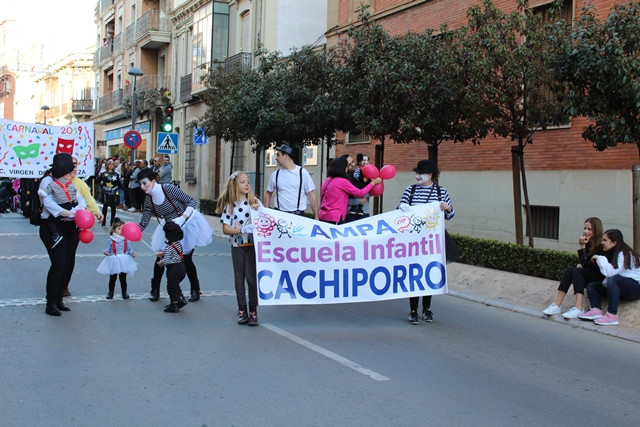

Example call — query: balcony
[180,74,193,103]
[125,22,136,48]
[136,9,170,49]
[134,74,171,92]
[72,99,93,113]
[96,0,115,18]
[225,52,252,71]
[112,33,122,55]
[93,89,123,116]
[99,41,114,67]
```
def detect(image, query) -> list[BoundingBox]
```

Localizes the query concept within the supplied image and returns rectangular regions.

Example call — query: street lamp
[128,67,144,163]
[41,105,50,125]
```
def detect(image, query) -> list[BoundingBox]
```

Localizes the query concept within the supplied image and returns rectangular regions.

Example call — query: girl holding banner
[216,171,262,325]
[398,159,455,325]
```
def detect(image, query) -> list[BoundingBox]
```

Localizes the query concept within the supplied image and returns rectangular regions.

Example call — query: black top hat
[275,144,293,157]
[413,159,438,175]
[51,153,75,179]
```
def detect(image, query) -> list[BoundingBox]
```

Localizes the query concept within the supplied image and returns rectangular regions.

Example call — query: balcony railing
[125,22,136,47]
[94,89,123,115]
[225,52,252,71]
[72,99,93,113]
[134,75,171,92]
[112,33,122,54]
[136,9,170,46]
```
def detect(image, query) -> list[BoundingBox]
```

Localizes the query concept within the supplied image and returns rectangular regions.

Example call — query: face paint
[416,173,432,184]
[139,178,154,194]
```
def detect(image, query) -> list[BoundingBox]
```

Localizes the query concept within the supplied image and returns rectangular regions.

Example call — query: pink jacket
[319,177,374,223]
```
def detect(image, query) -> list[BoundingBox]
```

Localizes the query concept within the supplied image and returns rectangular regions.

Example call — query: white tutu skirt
[97,254,138,276]
[150,210,213,253]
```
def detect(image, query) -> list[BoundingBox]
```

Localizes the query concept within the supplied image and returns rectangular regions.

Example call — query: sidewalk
[128,206,640,343]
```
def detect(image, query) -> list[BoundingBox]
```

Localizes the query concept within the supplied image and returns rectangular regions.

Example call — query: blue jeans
[586,275,640,314]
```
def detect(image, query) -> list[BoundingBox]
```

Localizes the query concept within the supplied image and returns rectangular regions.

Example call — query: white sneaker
[562,306,584,319]
[542,303,561,315]
[127,207,135,212]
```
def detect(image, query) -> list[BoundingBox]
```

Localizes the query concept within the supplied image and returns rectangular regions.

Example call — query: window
[192,3,213,91]
[526,205,559,240]
[348,130,370,143]
[240,11,251,53]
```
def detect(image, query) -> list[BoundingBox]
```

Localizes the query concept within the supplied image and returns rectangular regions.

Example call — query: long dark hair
[327,157,348,179]
[585,217,603,258]
[137,167,158,182]
[603,229,640,269]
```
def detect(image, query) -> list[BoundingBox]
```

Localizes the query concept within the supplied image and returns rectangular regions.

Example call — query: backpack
[29,179,42,226]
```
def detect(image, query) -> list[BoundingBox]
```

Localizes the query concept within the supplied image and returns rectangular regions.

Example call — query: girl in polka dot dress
[216,171,261,325]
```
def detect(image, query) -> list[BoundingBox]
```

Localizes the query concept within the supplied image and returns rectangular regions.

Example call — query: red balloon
[379,164,397,180]
[362,164,380,179]
[122,222,142,242]
[74,209,95,229]
[79,229,94,244]
[369,182,384,197]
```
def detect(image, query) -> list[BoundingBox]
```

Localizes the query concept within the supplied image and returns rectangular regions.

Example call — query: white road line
[262,323,390,382]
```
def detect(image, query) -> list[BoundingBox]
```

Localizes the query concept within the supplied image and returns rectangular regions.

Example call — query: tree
[552,1,640,158]
[464,0,569,246]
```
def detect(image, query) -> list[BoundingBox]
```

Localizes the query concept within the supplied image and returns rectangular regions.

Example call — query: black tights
[151,250,200,293]
[108,273,128,295]
[410,295,432,312]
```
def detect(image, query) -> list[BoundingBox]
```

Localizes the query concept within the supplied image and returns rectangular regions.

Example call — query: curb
[448,290,640,344]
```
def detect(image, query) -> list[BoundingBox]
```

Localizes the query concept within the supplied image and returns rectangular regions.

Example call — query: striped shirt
[43,178,78,206]
[399,183,455,221]
[139,184,197,231]
[162,242,183,265]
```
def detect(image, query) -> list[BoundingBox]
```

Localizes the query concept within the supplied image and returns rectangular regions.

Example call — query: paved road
[1,211,639,426]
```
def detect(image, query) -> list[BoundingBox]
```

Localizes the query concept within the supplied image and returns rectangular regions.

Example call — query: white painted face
[416,173,432,184]
[139,177,155,194]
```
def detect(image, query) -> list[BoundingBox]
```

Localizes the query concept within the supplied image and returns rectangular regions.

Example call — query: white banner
[0,119,95,178]
[252,203,448,305]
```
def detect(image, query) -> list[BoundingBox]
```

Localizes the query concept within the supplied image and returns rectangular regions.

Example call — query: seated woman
[579,229,640,326]
[318,156,382,225]
[543,217,604,318]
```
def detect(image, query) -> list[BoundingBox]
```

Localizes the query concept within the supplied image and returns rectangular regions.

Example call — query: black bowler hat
[51,153,75,178]
[275,144,294,157]
[413,159,438,175]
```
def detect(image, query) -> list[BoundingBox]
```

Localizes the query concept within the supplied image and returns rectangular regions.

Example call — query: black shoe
[149,288,160,302]
[421,309,433,322]
[56,301,70,311]
[51,234,63,249]
[122,293,129,300]
[177,295,188,309]
[164,302,180,313]
[188,290,201,302]
[237,306,249,324]
[408,311,419,325]
[248,308,259,326]
[106,292,114,300]
[45,304,61,316]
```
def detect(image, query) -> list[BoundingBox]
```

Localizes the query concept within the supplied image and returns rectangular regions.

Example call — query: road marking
[262,323,390,382]
[0,290,236,307]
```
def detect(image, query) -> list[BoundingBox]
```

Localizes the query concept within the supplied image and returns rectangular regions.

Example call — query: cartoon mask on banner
[56,138,75,155]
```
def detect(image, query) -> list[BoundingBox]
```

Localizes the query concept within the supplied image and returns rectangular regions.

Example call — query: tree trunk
[229,140,236,173]
[518,140,534,248]
[511,146,524,245]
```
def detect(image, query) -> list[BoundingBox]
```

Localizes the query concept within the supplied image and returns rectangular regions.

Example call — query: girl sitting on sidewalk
[579,229,640,326]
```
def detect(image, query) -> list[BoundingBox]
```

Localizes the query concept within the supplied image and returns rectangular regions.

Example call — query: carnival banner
[251,202,448,305]
[0,119,95,178]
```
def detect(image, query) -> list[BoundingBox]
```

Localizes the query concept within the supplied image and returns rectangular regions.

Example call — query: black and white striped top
[162,242,183,265]
[139,184,197,231]
[399,184,455,220]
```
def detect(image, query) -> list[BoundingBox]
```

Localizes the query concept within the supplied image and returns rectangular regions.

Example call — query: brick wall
[334,0,637,173]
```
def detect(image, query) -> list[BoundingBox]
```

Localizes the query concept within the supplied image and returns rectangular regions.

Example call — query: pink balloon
[362,164,380,179]
[74,209,95,229]
[379,164,397,180]
[122,222,142,242]
[369,182,384,197]
[79,229,94,244]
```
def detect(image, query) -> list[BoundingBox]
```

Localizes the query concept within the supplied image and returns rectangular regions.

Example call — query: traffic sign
[157,132,178,154]
[123,130,142,149]
[194,127,207,145]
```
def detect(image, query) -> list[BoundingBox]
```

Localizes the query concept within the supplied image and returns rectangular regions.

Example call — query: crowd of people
[10,144,637,327]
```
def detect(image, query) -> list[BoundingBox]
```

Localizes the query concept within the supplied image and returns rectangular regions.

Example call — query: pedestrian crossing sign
[157,132,178,154]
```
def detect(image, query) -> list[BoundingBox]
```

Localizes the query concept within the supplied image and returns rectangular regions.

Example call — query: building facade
[326,0,637,250]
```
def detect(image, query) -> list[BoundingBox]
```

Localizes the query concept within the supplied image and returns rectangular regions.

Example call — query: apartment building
[92,0,172,161]
[326,0,638,250]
